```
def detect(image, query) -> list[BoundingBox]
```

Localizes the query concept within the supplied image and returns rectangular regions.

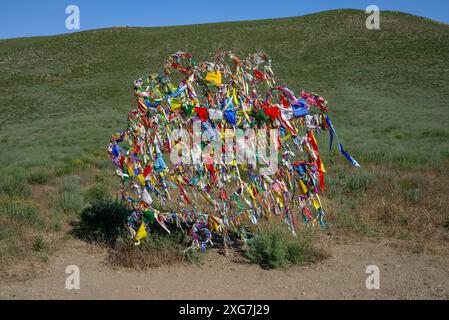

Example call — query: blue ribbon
[324,113,360,167]
[144,85,187,108]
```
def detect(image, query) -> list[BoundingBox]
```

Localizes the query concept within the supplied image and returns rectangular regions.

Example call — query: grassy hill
[1,9,448,269]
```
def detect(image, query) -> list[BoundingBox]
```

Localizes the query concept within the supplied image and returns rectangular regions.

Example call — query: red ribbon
[194,107,209,122]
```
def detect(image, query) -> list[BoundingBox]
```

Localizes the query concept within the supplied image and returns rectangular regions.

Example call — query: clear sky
[1,0,448,39]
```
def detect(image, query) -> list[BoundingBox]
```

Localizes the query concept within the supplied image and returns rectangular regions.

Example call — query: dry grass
[244,225,330,269]
[1,9,449,271]
[108,235,189,269]
[325,162,449,254]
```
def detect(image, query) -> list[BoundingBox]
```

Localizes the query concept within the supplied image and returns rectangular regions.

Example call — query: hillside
[1,9,448,168]
[0,9,449,275]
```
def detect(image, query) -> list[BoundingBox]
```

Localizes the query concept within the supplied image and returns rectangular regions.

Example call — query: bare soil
[1,238,448,300]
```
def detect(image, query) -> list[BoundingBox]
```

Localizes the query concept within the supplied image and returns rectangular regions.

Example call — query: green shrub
[84,183,109,204]
[405,188,422,203]
[245,226,286,269]
[54,165,76,177]
[326,169,376,198]
[398,211,410,225]
[183,246,205,264]
[0,199,39,226]
[57,176,84,214]
[285,236,313,264]
[32,235,46,252]
[344,171,376,192]
[398,176,421,191]
[244,226,325,269]
[58,175,82,193]
[72,199,130,245]
[0,225,16,241]
[54,159,89,177]
[94,158,112,169]
[0,175,31,198]
[0,239,22,263]
[94,175,105,183]
[49,212,62,232]
[58,191,84,214]
[27,169,53,185]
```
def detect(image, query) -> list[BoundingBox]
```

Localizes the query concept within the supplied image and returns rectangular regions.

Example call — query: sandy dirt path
[1,239,448,300]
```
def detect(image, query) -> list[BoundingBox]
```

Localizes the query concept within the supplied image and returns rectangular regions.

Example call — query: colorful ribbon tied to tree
[108,51,360,252]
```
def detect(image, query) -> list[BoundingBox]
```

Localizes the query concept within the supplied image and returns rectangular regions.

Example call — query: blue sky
[0,0,448,39]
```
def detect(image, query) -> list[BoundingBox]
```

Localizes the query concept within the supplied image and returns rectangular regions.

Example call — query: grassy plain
[1,9,448,269]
